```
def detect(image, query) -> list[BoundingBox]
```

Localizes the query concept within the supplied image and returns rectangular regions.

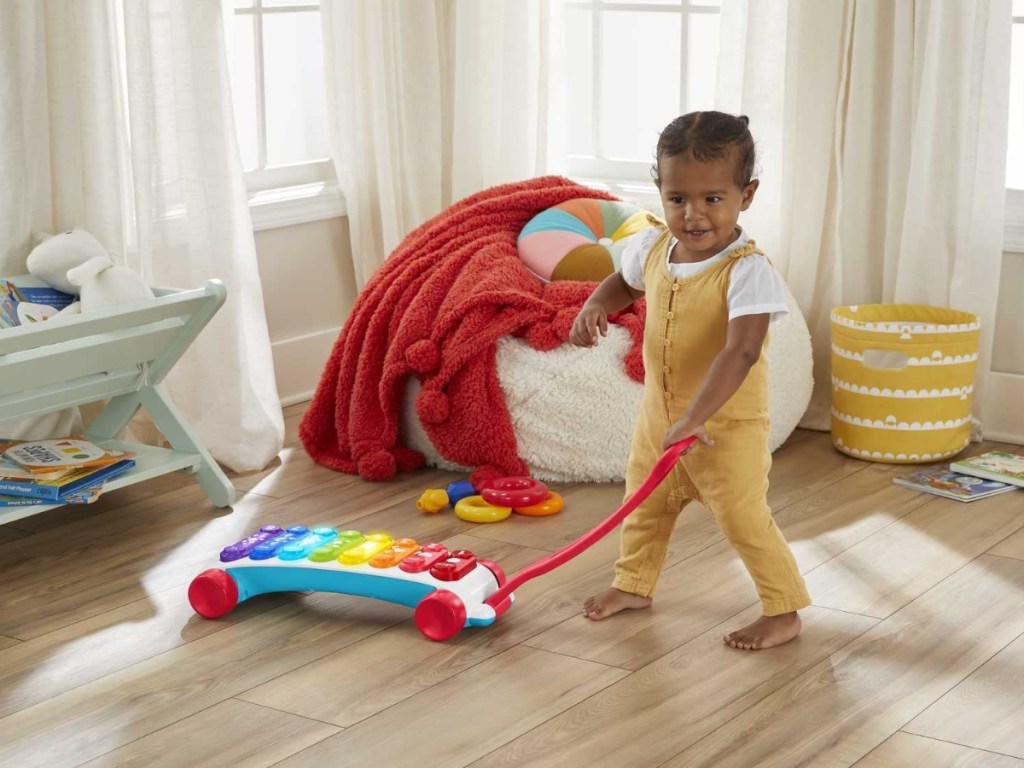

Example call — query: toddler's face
[657,150,758,258]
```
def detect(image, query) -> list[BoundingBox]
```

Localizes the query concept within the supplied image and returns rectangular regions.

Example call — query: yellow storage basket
[830,304,979,463]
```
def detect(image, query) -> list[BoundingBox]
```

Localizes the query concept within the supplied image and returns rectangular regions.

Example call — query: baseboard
[271,327,340,408]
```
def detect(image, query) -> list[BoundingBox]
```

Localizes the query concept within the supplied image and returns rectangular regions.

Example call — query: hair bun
[738,115,750,127]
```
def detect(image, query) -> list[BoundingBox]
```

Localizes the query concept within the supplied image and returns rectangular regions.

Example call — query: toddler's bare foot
[583,588,652,621]
[723,611,801,650]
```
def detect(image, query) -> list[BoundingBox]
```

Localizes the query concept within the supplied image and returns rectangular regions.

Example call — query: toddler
[570,111,810,650]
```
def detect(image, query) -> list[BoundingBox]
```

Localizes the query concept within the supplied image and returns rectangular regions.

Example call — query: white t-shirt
[619,227,789,323]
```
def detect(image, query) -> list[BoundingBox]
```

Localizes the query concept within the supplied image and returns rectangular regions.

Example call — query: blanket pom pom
[357,449,397,480]
[406,340,441,373]
[525,323,561,351]
[416,389,450,423]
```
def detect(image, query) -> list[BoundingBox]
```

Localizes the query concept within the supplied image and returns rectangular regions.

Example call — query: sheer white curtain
[0,0,284,471]
[321,0,564,288]
[717,0,1012,432]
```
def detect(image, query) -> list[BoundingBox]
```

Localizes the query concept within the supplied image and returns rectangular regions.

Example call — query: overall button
[664,391,672,400]
[663,365,670,373]
[672,284,680,292]
[666,311,675,319]
[664,339,671,347]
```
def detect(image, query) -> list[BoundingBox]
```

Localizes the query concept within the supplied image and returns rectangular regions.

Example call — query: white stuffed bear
[27,229,154,315]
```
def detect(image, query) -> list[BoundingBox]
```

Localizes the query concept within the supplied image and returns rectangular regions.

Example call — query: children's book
[0,276,75,329]
[2,438,133,475]
[893,465,1017,502]
[0,455,74,482]
[950,452,1024,489]
[0,458,135,502]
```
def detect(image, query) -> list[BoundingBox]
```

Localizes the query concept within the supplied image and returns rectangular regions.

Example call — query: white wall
[255,216,355,406]
[987,249,1024,442]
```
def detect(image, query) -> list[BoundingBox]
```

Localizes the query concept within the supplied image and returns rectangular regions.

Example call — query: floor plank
[237,535,548,727]
[804,491,1024,618]
[79,698,339,768]
[0,585,286,719]
[905,631,1024,759]
[470,605,876,768]
[659,555,1024,768]
[0,635,18,651]
[272,646,629,768]
[989,526,1024,560]
[0,525,32,544]
[0,593,409,768]
[854,732,1024,768]
[523,458,930,670]
[0,467,456,639]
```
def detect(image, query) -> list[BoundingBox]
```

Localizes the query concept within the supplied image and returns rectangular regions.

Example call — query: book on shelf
[1,438,133,476]
[0,454,76,482]
[893,465,1018,502]
[0,276,76,329]
[950,452,1024,489]
[0,458,136,502]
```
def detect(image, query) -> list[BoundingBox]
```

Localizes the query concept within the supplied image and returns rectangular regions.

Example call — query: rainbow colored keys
[224,526,480,586]
[369,538,420,568]
[250,526,309,560]
[279,527,337,560]
[338,533,394,565]
[308,530,365,562]
[220,525,283,562]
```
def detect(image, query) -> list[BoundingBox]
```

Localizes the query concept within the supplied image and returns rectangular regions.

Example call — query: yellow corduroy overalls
[613,226,811,617]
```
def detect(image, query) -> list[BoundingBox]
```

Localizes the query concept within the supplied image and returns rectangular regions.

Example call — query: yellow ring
[514,491,565,517]
[454,495,512,524]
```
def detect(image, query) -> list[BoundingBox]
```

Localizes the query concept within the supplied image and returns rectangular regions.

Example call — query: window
[564,0,722,185]
[227,0,344,228]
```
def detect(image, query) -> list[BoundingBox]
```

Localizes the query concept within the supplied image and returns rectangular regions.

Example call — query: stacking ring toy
[481,477,548,508]
[455,495,512,524]
[514,491,565,517]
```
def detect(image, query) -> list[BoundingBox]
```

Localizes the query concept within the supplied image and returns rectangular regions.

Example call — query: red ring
[480,477,548,508]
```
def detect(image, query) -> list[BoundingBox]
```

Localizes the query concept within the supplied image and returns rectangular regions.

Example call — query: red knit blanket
[300,176,646,488]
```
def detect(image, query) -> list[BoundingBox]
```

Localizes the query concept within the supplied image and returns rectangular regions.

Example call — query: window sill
[249,181,347,232]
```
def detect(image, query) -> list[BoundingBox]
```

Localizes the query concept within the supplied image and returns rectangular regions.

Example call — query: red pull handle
[484,436,697,613]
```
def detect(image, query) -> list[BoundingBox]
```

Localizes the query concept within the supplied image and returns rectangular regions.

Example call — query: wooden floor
[2,404,1024,768]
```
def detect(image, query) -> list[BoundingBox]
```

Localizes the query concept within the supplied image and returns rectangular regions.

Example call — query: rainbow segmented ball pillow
[517,198,659,282]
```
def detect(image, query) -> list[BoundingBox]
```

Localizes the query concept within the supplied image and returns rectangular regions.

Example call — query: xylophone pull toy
[188,438,696,641]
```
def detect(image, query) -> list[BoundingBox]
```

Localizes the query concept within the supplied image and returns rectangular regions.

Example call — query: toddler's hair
[653,111,756,188]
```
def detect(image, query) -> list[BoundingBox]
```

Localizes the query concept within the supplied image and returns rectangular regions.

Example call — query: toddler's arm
[663,312,770,449]
[569,272,643,347]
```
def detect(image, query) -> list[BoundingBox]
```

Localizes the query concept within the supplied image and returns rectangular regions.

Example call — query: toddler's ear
[740,179,760,210]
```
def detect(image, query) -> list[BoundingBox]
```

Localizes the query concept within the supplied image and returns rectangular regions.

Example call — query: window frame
[1007,12,1024,253]
[229,0,345,229]
[564,0,722,185]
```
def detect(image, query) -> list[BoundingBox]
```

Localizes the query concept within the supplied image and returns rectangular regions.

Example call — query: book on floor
[950,451,1024,489]
[1,438,133,476]
[0,458,136,502]
[893,465,1018,502]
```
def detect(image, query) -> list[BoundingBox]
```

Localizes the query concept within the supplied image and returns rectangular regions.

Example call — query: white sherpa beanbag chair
[403,283,813,482]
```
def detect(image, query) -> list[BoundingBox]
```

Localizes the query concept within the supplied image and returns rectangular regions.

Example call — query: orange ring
[514,491,564,517]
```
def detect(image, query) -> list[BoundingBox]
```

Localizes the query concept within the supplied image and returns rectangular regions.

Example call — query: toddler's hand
[570,304,608,347]
[663,421,714,452]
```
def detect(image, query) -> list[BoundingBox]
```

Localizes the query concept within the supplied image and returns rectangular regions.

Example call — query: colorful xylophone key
[280,527,338,560]
[250,526,309,560]
[369,538,420,568]
[220,525,283,562]
[338,533,393,565]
